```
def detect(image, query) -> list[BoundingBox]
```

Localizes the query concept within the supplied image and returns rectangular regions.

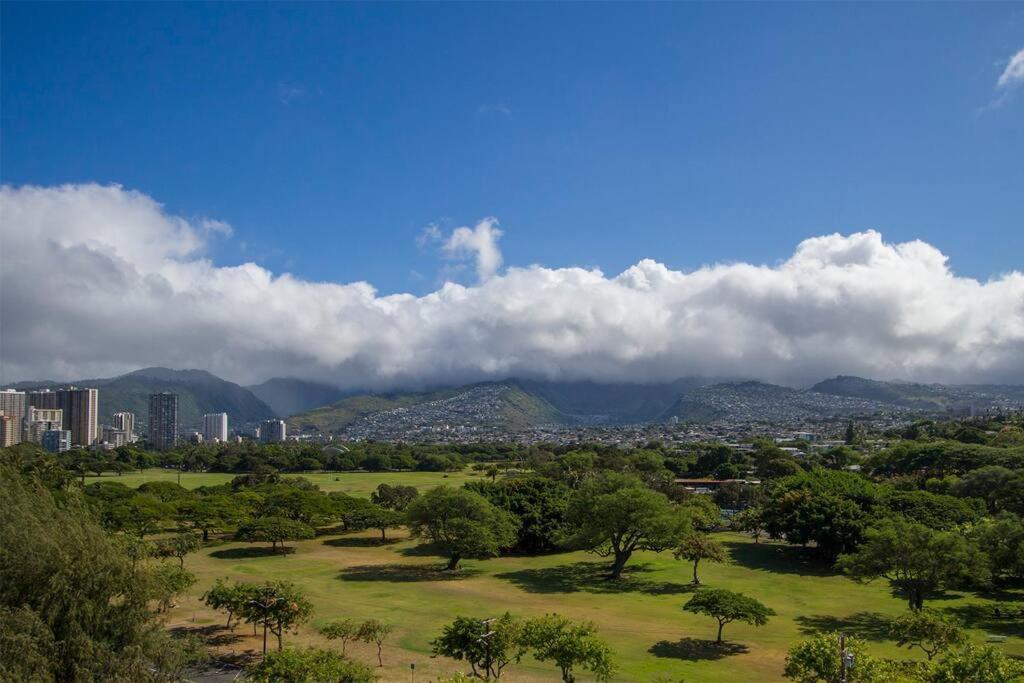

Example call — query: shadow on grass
[323,536,401,548]
[209,546,294,559]
[339,563,481,583]
[397,542,448,558]
[496,561,696,596]
[649,638,748,661]
[795,612,892,641]
[168,623,245,648]
[723,540,833,577]
[943,603,1024,637]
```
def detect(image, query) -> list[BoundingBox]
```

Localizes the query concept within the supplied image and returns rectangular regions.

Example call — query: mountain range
[5,368,1023,435]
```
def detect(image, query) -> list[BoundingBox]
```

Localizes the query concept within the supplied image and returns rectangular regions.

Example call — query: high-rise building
[101,426,130,447]
[28,389,59,410]
[63,388,99,447]
[0,413,17,447]
[148,393,178,450]
[260,419,287,443]
[27,407,63,443]
[29,388,98,446]
[42,429,72,453]
[203,412,228,442]
[112,412,136,441]
[0,390,27,444]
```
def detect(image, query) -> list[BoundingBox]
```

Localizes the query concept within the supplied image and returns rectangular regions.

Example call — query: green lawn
[85,468,481,496]
[102,471,1023,681]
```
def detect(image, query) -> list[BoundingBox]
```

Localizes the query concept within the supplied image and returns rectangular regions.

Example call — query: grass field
[107,471,1023,681]
[85,468,481,496]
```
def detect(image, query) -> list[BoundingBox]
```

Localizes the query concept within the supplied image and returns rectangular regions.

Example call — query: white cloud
[442,218,504,282]
[2,183,1023,389]
[996,48,1024,89]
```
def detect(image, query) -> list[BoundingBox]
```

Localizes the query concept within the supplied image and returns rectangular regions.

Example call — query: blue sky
[2,2,1022,294]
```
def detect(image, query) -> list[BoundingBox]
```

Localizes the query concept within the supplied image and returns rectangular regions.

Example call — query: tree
[836,517,989,609]
[204,578,257,630]
[150,564,197,613]
[521,614,615,683]
[175,495,244,541]
[674,532,727,585]
[930,644,1024,683]
[431,613,525,680]
[357,619,393,667]
[245,581,314,654]
[100,493,173,537]
[971,512,1024,581]
[345,504,405,541]
[235,516,315,553]
[888,609,967,661]
[155,532,201,568]
[245,647,376,682]
[564,473,690,579]
[319,618,360,655]
[465,477,570,553]
[784,631,879,682]
[950,466,1024,514]
[370,483,419,511]
[761,469,876,561]
[0,465,172,680]
[730,507,765,543]
[844,421,858,445]
[406,486,518,570]
[682,588,774,643]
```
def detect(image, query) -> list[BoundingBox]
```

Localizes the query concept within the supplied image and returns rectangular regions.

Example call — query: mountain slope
[247,378,348,417]
[811,376,1024,411]
[659,381,902,423]
[512,377,721,423]
[288,381,570,435]
[9,367,275,431]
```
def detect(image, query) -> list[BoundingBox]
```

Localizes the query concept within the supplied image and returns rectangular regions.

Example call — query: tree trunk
[202,528,210,542]
[380,527,386,541]
[377,644,383,667]
[446,554,461,570]
[692,559,701,585]
[609,549,631,579]
[716,620,724,643]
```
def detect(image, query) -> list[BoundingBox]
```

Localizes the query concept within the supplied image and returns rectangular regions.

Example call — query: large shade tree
[406,486,518,570]
[836,516,989,609]
[564,473,690,579]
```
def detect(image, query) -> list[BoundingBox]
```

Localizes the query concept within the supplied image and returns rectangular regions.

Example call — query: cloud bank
[2,183,1022,389]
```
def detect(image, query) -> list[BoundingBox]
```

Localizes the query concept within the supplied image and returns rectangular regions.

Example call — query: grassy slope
[131,471,1024,681]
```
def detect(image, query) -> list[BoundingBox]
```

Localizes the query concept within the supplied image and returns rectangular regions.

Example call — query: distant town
[0,386,288,453]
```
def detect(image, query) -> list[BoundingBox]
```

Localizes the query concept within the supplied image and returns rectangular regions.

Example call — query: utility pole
[478,617,496,680]
[839,632,853,683]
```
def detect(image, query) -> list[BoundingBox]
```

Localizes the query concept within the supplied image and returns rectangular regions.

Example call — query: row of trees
[432,613,615,682]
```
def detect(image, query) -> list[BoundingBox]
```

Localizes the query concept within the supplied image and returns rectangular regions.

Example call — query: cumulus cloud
[442,218,504,282]
[1,183,1023,389]
[996,48,1024,90]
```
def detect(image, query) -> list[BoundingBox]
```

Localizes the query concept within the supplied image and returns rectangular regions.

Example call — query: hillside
[659,381,902,423]
[512,377,720,423]
[8,367,275,431]
[288,381,570,436]
[811,376,1024,411]
[247,377,348,417]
